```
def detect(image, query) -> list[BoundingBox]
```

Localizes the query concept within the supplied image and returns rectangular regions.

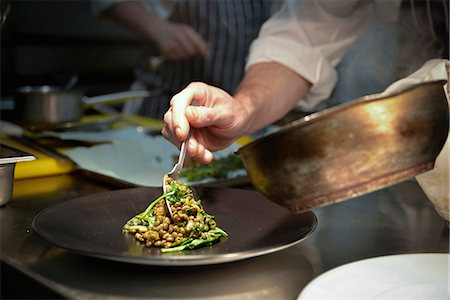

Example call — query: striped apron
[129,0,273,119]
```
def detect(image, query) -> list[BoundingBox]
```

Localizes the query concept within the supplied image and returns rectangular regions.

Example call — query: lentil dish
[123,178,228,252]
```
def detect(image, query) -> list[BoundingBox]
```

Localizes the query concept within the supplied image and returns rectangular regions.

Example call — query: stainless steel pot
[15,86,151,130]
[237,80,449,213]
[0,144,35,206]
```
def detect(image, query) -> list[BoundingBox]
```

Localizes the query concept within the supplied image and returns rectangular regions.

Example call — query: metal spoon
[162,132,191,218]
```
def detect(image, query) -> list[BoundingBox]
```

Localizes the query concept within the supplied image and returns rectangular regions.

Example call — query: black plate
[32,187,317,266]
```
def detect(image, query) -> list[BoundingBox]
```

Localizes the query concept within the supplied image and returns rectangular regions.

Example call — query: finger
[176,34,196,57]
[186,105,233,129]
[163,108,175,139]
[186,135,213,164]
[163,107,172,128]
[181,134,201,161]
[162,109,183,148]
[179,25,209,58]
[195,143,214,164]
[197,40,210,59]
[184,28,209,58]
[170,83,209,140]
[161,124,181,149]
[185,106,215,128]
[164,48,187,61]
[193,147,213,164]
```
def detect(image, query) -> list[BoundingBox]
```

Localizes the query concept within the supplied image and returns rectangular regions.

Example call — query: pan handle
[82,90,156,108]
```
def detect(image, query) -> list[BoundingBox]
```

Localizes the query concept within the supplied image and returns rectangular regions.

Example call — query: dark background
[1,0,143,100]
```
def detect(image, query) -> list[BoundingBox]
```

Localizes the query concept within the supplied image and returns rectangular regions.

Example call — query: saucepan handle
[82,90,155,108]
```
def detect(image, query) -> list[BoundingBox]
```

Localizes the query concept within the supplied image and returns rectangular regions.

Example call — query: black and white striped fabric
[131,0,273,119]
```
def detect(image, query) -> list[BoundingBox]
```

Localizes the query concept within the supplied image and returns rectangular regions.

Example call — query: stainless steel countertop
[1,173,448,300]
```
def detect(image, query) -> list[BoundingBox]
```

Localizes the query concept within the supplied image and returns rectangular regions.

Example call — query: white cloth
[392,59,450,221]
[246,0,403,110]
[380,59,449,97]
[372,59,449,220]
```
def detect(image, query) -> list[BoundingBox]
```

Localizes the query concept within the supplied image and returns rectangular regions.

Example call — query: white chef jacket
[246,0,408,109]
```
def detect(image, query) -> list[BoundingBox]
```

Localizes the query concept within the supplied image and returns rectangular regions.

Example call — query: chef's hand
[162,82,249,163]
[100,1,209,61]
[154,21,209,61]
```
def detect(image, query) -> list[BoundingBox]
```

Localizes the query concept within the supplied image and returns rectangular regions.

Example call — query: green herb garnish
[181,154,243,181]
[123,179,228,252]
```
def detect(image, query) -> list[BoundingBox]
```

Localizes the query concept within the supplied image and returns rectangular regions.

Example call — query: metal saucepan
[14,86,152,130]
[237,80,449,213]
[0,144,35,206]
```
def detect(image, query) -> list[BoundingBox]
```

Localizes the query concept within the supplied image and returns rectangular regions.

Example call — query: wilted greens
[181,154,243,181]
[123,178,227,252]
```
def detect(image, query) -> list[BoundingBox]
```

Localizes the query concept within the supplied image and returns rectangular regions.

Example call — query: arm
[99,0,209,60]
[233,62,311,135]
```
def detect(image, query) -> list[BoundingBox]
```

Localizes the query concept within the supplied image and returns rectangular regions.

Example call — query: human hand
[101,1,209,61]
[162,82,250,163]
[154,21,209,61]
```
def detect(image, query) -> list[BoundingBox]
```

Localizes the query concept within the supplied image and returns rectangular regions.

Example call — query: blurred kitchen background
[1,0,145,119]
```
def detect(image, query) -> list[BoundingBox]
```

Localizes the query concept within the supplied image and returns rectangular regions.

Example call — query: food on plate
[181,154,243,181]
[123,178,228,252]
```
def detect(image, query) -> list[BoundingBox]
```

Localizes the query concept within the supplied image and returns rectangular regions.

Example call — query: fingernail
[204,151,213,163]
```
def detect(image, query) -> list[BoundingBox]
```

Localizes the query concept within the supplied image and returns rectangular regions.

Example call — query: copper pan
[237,80,449,213]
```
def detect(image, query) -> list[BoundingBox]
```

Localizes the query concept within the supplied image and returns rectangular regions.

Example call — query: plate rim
[297,252,449,299]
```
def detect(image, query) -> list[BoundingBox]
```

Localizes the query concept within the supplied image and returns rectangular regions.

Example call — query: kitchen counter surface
[1,172,448,299]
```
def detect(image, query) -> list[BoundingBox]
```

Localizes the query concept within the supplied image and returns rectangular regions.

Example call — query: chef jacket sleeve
[246,0,378,110]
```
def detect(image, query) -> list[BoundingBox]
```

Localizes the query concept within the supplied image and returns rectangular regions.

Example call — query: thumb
[185,106,217,128]
[187,105,235,131]
[187,106,235,129]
